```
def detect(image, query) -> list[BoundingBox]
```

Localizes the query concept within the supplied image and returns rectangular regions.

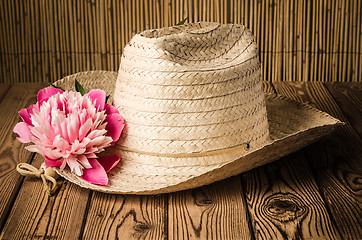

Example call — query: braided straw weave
[53,23,342,194]
[115,22,269,155]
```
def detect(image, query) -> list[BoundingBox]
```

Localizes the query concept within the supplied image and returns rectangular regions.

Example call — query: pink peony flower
[13,86,125,185]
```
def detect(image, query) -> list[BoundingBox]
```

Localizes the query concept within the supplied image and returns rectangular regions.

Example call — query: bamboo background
[0,0,361,83]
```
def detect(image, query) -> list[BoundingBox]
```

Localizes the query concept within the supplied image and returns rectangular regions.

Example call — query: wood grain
[168,177,252,239]
[0,83,11,102]
[0,154,91,239]
[0,83,46,229]
[242,153,341,240]
[273,81,362,239]
[241,82,341,239]
[324,82,362,137]
[82,193,166,239]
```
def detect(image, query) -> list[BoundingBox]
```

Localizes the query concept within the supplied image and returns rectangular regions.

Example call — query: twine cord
[16,163,59,196]
[117,142,250,158]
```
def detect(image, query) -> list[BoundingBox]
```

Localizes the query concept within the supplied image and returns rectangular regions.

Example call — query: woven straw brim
[53,71,342,194]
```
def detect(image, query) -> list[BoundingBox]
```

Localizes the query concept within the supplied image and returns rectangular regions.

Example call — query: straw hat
[53,22,341,194]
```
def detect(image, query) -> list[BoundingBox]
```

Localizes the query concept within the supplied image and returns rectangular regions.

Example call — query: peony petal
[81,158,108,185]
[25,144,40,153]
[79,118,92,141]
[84,147,99,155]
[67,113,79,142]
[105,114,124,144]
[70,140,86,154]
[78,109,88,126]
[13,122,33,143]
[85,89,105,111]
[53,135,70,151]
[18,109,31,125]
[41,147,64,160]
[77,154,92,169]
[92,112,107,131]
[85,153,97,159]
[37,87,64,105]
[87,136,109,147]
[44,156,63,167]
[18,103,38,126]
[104,104,119,115]
[27,104,39,115]
[60,120,70,142]
[87,129,107,140]
[66,155,83,176]
[51,108,66,136]
[97,155,120,172]
[60,159,67,170]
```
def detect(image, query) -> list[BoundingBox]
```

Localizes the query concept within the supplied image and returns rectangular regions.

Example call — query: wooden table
[0,82,360,239]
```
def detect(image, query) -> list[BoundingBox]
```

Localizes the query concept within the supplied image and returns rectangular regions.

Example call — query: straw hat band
[116,129,268,165]
[119,120,269,154]
[113,143,247,167]
[117,148,243,167]
[119,142,250,159]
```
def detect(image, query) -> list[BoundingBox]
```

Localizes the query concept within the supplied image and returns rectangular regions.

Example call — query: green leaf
[75,79,85,95]
[50,83,65,91]
[176,17,188,26]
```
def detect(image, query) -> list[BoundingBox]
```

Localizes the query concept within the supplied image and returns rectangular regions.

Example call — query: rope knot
[16,163,60,196]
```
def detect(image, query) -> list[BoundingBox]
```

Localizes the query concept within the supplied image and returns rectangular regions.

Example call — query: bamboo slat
[0,1,4,82]
[0,0,360,83]
[354,0,359,81]
[339,0,346,83]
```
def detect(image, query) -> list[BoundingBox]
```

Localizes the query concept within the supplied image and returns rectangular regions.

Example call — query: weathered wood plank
[241,82,341,239]
[324,82,362,137]
[0,154,91,239]
[0,83,11,102]
[82,193,166,239]
[273,81,362,239]
[168,177,252,239]
[242,153,341,239]
[0,83,46,229]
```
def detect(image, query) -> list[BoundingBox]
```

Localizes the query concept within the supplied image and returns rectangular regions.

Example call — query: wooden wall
[0,0,361,83]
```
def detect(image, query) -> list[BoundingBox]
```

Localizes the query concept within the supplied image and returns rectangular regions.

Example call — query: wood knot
[197,199,213,206]
[262,193,307,223]
[133,223,151,232]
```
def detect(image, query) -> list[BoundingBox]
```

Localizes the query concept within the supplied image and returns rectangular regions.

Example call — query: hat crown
[114,22,270,156]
